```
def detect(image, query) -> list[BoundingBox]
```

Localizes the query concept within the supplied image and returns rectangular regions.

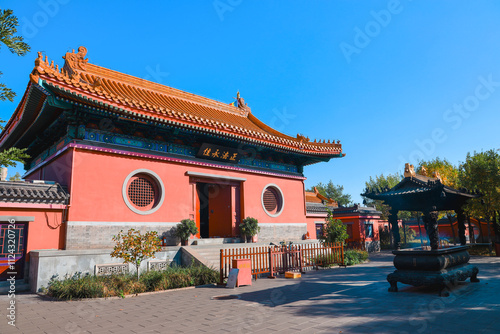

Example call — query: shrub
[47,273,105,300]
[468,244,493,256]
[400,225,416,247]
[111,229,162,280]
[344,249,369,266]
[379,225,417,249]
[140,269,168,291]
[321,209,349,244]
[46,264,219,300]
[174,219,198,243]
[379,226,391,249]
[239,217,260,241]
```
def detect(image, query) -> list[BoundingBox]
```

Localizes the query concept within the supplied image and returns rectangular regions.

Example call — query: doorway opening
[196,182,239,239]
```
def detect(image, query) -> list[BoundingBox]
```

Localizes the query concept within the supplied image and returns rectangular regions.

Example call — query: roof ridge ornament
[233,91,251,112]
[296,133,309,143]
[63,46,89,71]
[404,163,416,178]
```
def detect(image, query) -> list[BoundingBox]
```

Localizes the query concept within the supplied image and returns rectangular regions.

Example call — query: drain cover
[212,295,240,300]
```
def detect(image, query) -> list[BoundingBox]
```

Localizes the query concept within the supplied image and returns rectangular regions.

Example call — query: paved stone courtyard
[1,251,499,334]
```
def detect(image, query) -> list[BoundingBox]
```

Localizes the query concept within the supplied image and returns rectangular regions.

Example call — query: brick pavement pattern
[1,251,499,334]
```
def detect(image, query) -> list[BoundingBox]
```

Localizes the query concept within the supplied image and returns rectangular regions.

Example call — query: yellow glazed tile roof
[29,46,343,156]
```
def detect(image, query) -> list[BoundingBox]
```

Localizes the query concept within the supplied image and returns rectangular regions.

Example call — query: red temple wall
[63,149,307,225]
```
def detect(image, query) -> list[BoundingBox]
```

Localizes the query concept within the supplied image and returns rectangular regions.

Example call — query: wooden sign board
[226,268,239,289]
[196,143,241,164]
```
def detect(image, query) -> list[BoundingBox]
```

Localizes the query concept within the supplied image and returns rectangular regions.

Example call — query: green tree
[309,180,352,207]
[0,8,30,166]
[0,8,30,101]
[111,229,162,281]
[320,208,349,244]
[459,150,500,243]
[362,173,403,220]
[8,171,21,181]
[417,158,461,242]
[416,157,459,188]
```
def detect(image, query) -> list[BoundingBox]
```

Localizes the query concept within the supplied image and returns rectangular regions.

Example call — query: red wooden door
[208,184,232,238]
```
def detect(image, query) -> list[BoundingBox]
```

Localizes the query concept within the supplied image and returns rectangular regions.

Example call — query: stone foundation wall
[66,221,179,249]
[29,247,181,292]
[365,240,381,253]
[258,223,307,242]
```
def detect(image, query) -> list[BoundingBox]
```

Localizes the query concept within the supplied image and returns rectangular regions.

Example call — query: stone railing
[148,259,171,272]
[94,263,129,276]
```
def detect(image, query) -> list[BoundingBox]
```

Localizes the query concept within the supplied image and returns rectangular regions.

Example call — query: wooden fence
[219,242,344,285]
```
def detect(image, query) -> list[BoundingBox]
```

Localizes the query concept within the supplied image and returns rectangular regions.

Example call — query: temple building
[305,188,382,252]
[0,46,344,288]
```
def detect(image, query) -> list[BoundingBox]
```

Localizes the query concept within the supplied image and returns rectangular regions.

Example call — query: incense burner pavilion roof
[0,46,343,160]
[362,165,479,212]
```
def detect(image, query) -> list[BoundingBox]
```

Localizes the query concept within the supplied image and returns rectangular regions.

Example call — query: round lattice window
[261,184,284,217]
[122,169,165,215]
[128,176,155,208]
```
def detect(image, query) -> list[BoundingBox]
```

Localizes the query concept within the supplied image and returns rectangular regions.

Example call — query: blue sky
[1,1,499,203]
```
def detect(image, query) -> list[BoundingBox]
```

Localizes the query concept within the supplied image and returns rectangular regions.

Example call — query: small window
[261,184,284,217]
[122,169,165,215]
[315,223,324,239]
[365,223,374,239]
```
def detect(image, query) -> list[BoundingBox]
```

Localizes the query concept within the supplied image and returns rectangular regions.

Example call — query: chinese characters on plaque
[196,143,241,164]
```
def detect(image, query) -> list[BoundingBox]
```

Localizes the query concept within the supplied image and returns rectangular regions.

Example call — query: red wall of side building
[307,214,381,244]
[0,206,66,258]
[306,216,325,239]
[406,218,494,243]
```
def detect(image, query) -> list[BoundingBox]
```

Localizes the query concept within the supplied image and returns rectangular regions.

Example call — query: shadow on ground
[234,252,499,333]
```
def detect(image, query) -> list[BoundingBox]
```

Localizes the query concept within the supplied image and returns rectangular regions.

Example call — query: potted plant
[239,217,260,243]
[174,219,198,246]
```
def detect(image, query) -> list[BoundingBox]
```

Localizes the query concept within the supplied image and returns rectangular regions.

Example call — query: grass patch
[46,264,219,300]
[344,249,369,266]
[312,254,340,267]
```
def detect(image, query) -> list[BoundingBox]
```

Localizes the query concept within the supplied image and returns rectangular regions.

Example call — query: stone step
[185,241,323,271]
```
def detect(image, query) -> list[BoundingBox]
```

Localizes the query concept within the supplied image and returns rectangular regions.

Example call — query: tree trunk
[388,221,393,249]
[417,214,424,246]
[403,220,407,246]
[447,213,457,245]
[467,215,474,244]
[136,264,140,281]
[389,210,400,250]
[456,209,467,246]
[494,211,500,243]
[486,214,492,252]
